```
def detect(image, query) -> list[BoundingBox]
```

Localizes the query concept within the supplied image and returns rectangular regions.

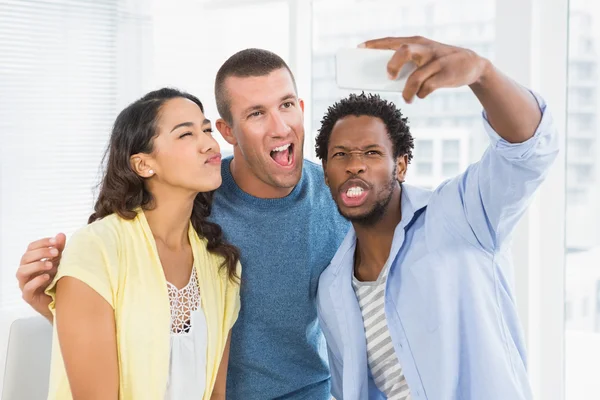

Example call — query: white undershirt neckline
[165,267,208,399]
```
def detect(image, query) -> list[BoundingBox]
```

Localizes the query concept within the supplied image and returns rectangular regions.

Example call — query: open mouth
[339,180,370,207]
[270,143,295,167]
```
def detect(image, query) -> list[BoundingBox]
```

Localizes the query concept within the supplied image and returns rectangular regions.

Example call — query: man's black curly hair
[315,92,414,162]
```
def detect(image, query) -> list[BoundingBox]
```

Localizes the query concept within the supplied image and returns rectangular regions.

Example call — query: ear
[396,154,408,183]
[299,98,305,113]
[130,154,155,178]
[216,118,237,146]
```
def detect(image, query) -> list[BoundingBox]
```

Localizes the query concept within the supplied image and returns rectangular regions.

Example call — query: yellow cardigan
[46,210,241,399]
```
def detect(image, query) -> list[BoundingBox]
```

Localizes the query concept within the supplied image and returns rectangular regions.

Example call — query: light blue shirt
[316,93,558,400]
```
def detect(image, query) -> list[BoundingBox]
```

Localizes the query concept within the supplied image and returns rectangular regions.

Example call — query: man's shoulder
[318,228,355,289]
[300,159,330,199]
[302,158,323,173]
[300,159,326,188]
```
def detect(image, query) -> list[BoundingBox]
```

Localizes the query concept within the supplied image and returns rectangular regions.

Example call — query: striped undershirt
[352,264,412,400]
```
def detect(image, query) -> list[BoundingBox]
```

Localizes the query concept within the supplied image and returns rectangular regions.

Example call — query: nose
[268,110,292,138]
[345,153,366,175]
[198,132,220,154]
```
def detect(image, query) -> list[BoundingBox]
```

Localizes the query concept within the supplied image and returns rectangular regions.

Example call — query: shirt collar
[328,183,433,277]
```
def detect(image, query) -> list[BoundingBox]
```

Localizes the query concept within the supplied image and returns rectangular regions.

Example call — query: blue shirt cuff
[481,90,555,161]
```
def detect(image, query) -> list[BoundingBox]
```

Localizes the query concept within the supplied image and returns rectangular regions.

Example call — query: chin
[340,208,369,221]
[194,176,222,193]
[272,167,302,188]
[338,204,384,226]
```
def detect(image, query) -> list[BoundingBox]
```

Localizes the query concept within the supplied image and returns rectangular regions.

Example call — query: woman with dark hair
[45,88,241,399]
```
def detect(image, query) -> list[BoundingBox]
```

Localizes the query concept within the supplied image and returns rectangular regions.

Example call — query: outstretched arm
[363,36,558,251]
[362,36,541,143]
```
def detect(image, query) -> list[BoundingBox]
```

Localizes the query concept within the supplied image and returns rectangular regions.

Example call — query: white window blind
[0,0,150,388]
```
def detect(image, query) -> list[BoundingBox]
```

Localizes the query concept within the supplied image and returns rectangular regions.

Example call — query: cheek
[325,169,344,192]
[238,127,267,154]
[289,113,304,134]
[155,146,193,170]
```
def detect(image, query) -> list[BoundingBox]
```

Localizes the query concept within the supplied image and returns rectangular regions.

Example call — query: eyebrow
[170,119,211,133]
[331,144,382,151]
[241,93,297,115]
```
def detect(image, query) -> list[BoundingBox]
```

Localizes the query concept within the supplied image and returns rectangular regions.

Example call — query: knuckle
[410,73,425,87]
[398,43,411,53]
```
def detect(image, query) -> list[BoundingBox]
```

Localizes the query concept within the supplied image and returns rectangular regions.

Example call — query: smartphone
[335,48,417,92]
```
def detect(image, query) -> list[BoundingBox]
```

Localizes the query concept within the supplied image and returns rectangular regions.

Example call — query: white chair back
[1,316,52,400]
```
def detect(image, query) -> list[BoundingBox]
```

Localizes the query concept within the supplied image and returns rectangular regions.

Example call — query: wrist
[470,56,495,91]
[40,306,54,323]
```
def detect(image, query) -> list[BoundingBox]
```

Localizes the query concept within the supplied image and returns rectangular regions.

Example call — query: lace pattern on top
[167,267,201,335]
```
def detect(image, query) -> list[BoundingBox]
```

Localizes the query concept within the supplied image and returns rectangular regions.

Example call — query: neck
[143,188,195,250]
[353,187,403,281]
[230,151,294,199]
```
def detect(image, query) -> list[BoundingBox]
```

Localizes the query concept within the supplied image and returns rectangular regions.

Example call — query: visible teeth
[346,187,364,197]
[272,143,290,152]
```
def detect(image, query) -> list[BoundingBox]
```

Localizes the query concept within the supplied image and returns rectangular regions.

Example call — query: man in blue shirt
[315,37,558,399]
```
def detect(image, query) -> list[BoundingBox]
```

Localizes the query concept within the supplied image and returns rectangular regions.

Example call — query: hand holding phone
[335,48,417,93]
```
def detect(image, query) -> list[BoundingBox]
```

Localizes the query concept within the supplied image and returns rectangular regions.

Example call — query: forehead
[329,115,391,148]
[225,68,296,110]
[157,98,205,126]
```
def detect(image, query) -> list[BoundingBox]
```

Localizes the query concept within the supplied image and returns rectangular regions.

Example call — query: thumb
[55,233,67,251]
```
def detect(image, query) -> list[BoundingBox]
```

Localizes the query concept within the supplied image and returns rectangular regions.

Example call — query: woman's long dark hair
[89,88,240,282]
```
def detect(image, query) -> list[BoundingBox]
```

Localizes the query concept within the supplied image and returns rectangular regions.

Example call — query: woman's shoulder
[68,213,137,251]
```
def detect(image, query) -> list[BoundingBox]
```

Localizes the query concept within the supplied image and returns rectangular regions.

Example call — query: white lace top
[164,267,208,399]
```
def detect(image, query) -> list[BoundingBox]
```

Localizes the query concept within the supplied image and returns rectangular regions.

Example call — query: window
[415,140,434,159]
[442,162,460,176]
[579,64,595,80]
[415,162,434,176]
[565,0,600,398]
[567,188,588,206]
[566,301,573,322]
[0,0,151,390]
[582,297,590,317]
[595,280,600,332]
[442,140,461,159]
[568,138,595,159]
[570,87,594,106]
